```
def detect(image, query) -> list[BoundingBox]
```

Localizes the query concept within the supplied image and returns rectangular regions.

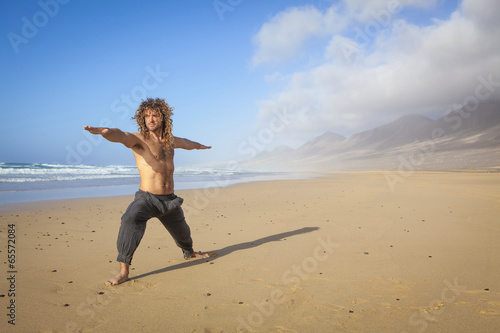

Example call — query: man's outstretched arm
[84,126,140,148]
[173,136,211,150]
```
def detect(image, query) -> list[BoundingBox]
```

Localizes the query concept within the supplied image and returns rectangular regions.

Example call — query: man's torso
[131,133,175,195]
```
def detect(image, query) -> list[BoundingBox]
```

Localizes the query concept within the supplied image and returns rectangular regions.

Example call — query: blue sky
[1,0,499,167]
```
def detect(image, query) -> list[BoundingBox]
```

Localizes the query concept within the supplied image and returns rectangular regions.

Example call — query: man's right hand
[84,126,109,135]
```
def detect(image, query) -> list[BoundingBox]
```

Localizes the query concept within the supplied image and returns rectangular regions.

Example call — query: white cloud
[252,0,500,143]
[461,0,500,30]
[263,71,290,83]
[252,5,346,67]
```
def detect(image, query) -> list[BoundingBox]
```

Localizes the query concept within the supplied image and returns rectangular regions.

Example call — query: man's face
[144,109,162,132]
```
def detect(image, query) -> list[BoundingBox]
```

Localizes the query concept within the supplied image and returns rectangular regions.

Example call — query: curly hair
[132,98,174,147]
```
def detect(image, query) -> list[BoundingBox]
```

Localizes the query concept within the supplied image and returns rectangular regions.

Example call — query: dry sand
[1,171,499,332]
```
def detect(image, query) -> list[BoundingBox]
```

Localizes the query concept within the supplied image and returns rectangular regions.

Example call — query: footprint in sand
[110,280,159,295]
[233,278,263,285]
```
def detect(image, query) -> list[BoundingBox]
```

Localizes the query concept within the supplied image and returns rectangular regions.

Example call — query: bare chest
[146,140,173,161]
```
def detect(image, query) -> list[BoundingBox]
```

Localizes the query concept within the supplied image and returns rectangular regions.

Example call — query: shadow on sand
[129,226,319,281]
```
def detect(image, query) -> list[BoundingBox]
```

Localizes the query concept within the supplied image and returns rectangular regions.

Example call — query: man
[84,97,211,286]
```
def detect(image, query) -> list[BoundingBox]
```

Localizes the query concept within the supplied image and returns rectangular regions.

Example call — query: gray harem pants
[116,189,194,265]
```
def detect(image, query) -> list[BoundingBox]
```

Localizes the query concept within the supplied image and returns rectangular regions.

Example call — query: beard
[146,122,162,132]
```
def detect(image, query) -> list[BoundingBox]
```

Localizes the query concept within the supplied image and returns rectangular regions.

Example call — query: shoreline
[0,171,499,332]
[2,167,497,207]
[0,171,321,207]
[0,168,497,209]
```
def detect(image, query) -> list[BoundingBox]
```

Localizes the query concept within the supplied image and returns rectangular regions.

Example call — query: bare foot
[188,251,210,259]
[106,262,130,286]
[105,273,129,286]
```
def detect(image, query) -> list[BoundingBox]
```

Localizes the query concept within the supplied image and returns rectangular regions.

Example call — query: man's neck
[148,129,163,141]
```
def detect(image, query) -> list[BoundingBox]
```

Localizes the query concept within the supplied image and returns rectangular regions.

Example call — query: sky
[1,0,499,167]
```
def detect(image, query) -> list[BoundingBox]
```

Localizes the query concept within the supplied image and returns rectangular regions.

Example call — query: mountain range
[240,102,500,171]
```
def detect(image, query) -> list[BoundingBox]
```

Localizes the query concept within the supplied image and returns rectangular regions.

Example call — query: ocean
[0,163,313,205]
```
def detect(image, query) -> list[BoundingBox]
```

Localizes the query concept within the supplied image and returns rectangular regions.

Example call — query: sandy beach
[1,171,499,332]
